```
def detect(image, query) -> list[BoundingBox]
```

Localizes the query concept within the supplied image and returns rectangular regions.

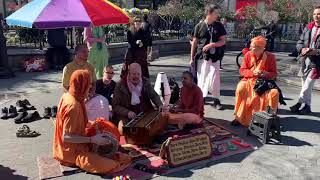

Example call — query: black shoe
[231,120,241,126]
[22,99,36,110]
[51,106,57,118]
[290,103,302,113]
[1,107,9,120]
[212,99,224,110]
[19,111,41,123]
[7,105,18,118]
[22,99,31,106]
[299,105,312,115]
[43,107,52,119]
[16,100,26,112]
[14,111,28,124]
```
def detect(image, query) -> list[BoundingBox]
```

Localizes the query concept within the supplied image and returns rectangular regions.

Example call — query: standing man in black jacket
[290,6,320,115]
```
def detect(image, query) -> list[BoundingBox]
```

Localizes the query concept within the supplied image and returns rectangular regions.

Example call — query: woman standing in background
[122,17,149,78]
[84,25,109,79]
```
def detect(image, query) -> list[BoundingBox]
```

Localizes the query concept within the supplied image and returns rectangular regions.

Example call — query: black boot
[1,107,9,120]
[299,104,312,115]
[51,106,58,118]
[7,105,18,118]
[14,111,28,124]
[290,103,302,113]
[43,107,52,119]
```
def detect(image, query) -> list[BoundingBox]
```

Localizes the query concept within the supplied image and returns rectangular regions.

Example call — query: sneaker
[1,107,9,120]
[22,99,31,106]
[299,105,312,115]
[231,120,241,126]
[14,111,28,124]
[51,106,58,118]
[43,107,52,119]
[22,99,36,110]
[7,105,18,119]
[290,103,302,113]
[16,100,26,112]
[19,111,41,123]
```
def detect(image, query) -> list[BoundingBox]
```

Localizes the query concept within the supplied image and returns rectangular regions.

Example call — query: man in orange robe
[232,36,279,126]
[53,70,131,174]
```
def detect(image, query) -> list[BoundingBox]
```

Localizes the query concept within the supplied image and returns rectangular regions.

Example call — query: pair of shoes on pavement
[1,105,18,119]
[290,103,312,115]
[14,111,41,124]
[1,99,37,120]
[211,99,224,110]
[16,99,36,112]
[14,99,40,124]
[43,106,58,119]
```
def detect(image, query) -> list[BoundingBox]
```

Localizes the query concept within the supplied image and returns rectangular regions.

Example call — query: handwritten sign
[167,133,212,167]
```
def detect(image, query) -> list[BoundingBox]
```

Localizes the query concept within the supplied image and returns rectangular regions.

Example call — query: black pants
[268,38,275,52]
[46,47,69,69]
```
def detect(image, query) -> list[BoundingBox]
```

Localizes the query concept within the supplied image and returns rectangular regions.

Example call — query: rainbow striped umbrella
[6,0,130,29]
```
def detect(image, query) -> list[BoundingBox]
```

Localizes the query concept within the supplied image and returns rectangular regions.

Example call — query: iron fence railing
[3,26,300,49]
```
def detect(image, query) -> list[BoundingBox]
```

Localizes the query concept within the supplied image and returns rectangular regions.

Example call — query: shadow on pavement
[0,165,28,180]
[280,116,320,134]
[149,64,189,68]
[279,135,312,147]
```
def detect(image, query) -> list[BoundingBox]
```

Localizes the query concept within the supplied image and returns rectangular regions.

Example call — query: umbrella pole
[0,24,14,79]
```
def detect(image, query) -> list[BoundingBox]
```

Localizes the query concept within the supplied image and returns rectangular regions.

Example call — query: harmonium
[123,110,168,145]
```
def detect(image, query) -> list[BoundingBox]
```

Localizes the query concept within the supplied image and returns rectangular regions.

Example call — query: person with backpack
[190,4,226,110]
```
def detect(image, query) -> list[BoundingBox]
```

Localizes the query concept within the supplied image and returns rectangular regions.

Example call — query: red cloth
[240,51,277,80]
[180,85,204,118]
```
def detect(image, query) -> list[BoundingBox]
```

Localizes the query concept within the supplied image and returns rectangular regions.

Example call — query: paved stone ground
[0,53,319,180]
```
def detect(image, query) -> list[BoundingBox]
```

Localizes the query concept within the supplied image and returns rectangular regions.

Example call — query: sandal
[16,125,41,138]
[17,125,30,133]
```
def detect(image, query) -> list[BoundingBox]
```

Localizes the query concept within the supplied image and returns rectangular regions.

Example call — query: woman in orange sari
[231,36,279,126]
[53,70,131,174]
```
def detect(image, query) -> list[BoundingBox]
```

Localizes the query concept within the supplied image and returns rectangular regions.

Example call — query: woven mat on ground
[110,119,255,179]
[39,120,255,179]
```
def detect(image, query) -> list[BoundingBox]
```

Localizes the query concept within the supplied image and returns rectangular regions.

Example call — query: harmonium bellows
[123,110,168,145]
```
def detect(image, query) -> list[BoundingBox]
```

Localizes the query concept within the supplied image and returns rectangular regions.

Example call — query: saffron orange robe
[234,51,279,126]
[53,70,131,174]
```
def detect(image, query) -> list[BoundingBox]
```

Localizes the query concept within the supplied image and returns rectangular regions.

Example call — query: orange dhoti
[74,151,131,174]
[234,79,279,126]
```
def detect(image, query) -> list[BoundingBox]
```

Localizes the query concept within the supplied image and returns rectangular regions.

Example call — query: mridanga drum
[123,110,168,145]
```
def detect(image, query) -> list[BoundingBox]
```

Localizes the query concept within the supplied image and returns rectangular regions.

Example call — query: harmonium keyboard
[123,110,168,145]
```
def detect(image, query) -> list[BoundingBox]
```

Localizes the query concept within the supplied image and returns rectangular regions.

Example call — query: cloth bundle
[86,118,120,158]
[253,79,286,105]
